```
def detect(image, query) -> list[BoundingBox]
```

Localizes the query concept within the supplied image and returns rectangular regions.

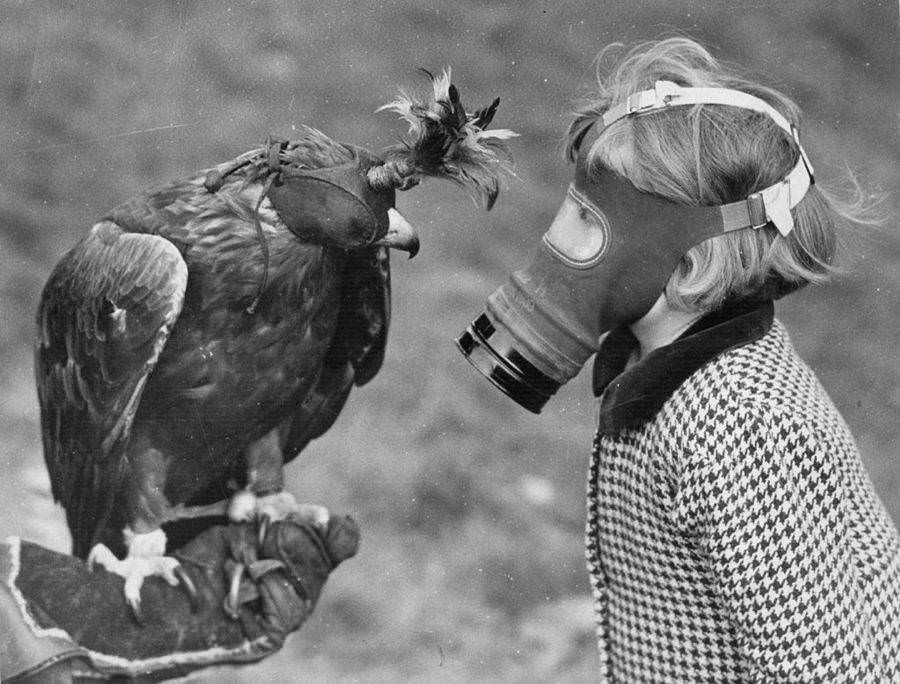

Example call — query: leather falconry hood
[265,143,397,250]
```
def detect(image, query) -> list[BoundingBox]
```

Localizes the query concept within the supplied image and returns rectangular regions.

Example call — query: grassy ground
[1,1,897,681]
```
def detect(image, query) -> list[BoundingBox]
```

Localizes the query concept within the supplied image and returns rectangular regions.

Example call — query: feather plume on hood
[369,68,518,210]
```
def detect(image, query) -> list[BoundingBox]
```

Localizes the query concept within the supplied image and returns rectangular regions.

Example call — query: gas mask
[456,81,815,413]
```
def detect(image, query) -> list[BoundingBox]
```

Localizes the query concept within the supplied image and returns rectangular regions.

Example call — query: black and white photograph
[1,1,898,681]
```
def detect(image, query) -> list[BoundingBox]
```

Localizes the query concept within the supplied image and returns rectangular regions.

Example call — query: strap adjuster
[625,90,657,115]
[625,81,680,115]
[747,193,767,229]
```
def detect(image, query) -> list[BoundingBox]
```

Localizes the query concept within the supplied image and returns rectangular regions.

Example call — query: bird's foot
[87,528,197,622]
[259,491,330,526]
[227,489,329,540]
[221,491,330,618]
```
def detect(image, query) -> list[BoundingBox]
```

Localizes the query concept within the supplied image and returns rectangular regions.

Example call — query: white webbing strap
[599,80,814,236]
[718,158,811,236]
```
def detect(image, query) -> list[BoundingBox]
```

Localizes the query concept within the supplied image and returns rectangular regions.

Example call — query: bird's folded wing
[281,246,390,461]
[35,223,188,557]
[332,245,391,387]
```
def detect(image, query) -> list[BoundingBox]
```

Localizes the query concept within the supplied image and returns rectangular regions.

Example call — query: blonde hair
[565,37,874,312]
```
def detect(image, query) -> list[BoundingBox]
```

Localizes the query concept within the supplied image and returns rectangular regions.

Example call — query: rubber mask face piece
[457,81,816,413]
[457,154,728,413]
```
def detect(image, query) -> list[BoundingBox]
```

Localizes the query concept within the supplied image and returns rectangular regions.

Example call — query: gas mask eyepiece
[456,80,815,413]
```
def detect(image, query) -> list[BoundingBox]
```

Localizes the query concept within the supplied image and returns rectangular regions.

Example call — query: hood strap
[204,136,289,314]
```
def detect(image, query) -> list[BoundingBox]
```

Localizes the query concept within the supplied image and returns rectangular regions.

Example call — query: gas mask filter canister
[456,81,815,413]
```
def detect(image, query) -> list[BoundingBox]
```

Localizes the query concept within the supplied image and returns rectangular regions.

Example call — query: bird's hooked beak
[377,208,420,258]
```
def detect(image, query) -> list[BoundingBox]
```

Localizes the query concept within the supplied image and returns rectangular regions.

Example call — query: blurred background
[1,1,897,681]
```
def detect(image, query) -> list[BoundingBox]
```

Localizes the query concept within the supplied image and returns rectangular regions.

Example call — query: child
[459,37,899,680]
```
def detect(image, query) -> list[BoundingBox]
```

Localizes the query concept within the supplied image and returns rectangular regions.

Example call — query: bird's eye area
[541,183,610,268]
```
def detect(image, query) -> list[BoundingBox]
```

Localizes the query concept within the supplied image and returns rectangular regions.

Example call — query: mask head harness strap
[588,80,815,237]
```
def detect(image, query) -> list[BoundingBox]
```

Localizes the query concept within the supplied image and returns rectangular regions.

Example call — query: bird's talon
[224,562,245,620]
[127,595,144,626]
[258,513,271,546]
[173,565,200,613]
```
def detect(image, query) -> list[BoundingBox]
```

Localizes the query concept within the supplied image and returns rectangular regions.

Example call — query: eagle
[35,70,515,616]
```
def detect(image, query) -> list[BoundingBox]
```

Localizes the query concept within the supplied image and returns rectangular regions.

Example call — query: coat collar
[593,299,774,435]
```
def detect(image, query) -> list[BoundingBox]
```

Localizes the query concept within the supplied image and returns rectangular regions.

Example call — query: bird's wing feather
[330,245,391,387]
[35,222,188,557]
[281,246,390,462]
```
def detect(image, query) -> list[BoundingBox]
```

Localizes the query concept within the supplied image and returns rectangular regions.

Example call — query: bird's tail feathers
[372,68,518,210]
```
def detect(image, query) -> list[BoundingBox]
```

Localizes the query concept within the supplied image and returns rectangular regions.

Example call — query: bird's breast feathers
[138,232,347,437]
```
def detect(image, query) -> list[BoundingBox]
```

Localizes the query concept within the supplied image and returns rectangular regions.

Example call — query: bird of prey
[35,69,516,615]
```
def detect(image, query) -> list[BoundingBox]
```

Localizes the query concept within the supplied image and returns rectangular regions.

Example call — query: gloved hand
[0,509,359,682]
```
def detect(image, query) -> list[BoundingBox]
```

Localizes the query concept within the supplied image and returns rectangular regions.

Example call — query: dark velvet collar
[593,299,774,435]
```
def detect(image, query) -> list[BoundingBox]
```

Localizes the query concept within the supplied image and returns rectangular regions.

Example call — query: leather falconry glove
[0,509,359,682]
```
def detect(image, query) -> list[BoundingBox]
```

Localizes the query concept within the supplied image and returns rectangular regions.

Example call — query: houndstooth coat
[586,300,900,682]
